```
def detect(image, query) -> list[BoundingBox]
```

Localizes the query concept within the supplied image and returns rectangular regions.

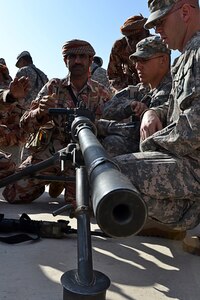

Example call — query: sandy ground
[0,187,200,300]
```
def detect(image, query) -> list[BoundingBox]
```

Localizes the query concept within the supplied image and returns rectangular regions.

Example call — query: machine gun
[0,108,147,299]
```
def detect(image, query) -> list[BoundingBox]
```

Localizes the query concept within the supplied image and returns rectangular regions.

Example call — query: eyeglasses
[132,55,164,65]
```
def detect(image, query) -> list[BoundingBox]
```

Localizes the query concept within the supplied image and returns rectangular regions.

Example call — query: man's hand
[9,76,29,99]
[37,93,57,117]
[131,100,148,117]
[140,110,163,141]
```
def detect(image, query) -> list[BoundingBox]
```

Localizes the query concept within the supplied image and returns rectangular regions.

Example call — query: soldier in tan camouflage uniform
[3,39,111,204]
[0,58,29,165]
[0,58,12,89]
[110,0,200,244]
[98,36,172,157]
[107,15,150,93]
[0,76,29,179]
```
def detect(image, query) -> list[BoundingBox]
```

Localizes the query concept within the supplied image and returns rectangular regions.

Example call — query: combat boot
[182,234,200,255]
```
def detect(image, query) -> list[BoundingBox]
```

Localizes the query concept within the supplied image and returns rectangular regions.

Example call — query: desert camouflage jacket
[107,36,140,93]
[0,89,27,146]
[20,76,112,147]
[141,31,200,182]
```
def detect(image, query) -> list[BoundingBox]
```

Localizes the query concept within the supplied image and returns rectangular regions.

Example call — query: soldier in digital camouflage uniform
[0,77,29,179]
[107,15,150,93]
[3,39,112,205]
[97,36,172,157]
[15,51,48,109]
[90,56,110,90]
[111,0,200,244]
[15,51,49,163]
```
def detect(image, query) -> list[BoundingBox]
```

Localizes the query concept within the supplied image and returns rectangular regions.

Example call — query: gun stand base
[61,269,110,299]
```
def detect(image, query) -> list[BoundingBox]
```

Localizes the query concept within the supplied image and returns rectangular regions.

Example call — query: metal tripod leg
[61,166,110,299]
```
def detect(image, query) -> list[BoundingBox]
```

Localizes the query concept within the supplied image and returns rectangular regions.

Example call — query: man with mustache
[3,39,111,205]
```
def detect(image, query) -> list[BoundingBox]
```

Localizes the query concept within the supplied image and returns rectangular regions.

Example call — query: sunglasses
[132,55,164,65]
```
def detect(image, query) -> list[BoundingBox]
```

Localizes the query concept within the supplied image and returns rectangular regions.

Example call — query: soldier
[0,76,29,179]
[90,56,110,89]
[0,58,12,89]
[107,15,150,93]
[109,0,200,243]
[3,39,111,204]
[15,51,49,163]
[15,51,48,109]
[0,56,29,165]
[98,36,172,157]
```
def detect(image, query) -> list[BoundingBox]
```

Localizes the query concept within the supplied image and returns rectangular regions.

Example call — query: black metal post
[61,166,110,299]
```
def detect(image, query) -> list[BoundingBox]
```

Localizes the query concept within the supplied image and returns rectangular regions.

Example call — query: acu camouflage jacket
[141,31,200,184]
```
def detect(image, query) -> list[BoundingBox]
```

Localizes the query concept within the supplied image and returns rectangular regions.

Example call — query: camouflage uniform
[0,58,12,89]
[15,51,48,109]
[113,30,200,231]
[3,76,111,203]
[91,63,110,90]
[107,16,150,93]
[0,85,27,165]
[0,89,19,178]
[99,36,172,157]
[0,59,25,164]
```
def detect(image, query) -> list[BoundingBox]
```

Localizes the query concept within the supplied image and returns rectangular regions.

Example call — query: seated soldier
[2,39,112,205]
[110,0,200,243]
[0,58,12,89]
[0,77,29,181]
[98,36,172,157]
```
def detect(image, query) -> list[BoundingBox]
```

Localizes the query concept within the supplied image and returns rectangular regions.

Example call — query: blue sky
[1,0,181,80]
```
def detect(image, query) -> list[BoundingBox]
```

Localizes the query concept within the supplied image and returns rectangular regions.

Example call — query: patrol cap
[129,36,171,61]
[93,56,103,67]
[16,51,32,67]
[145,0,198,29]
[0,58,6,65]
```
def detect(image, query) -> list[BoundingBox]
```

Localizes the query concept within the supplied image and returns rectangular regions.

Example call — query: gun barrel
[71,117,147,238]
[0,153,59,188]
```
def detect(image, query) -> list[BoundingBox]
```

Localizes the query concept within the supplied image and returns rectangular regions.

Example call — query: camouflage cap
[129,36,171,61]
[16,51,32,67]
[145,0,177,29]
[0,58,6,65]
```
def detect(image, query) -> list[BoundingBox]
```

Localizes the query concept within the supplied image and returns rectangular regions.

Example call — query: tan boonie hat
[145,0,198,29]
[129,36,171,61]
